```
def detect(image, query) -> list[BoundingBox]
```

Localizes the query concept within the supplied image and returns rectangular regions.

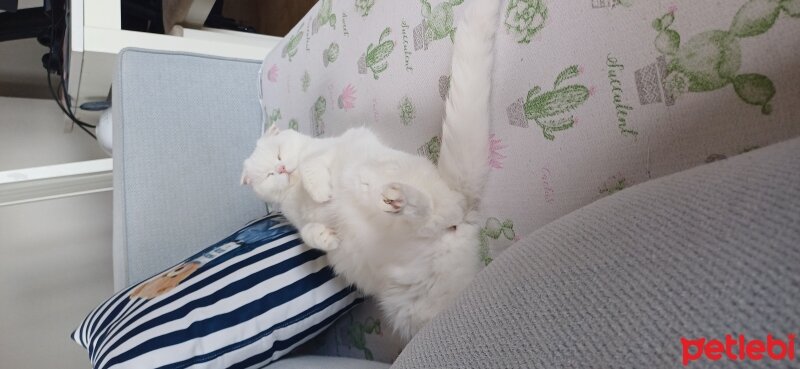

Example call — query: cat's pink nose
[276,164,287,174]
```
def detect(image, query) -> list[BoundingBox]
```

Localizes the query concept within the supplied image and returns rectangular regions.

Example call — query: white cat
[241,0,499,339]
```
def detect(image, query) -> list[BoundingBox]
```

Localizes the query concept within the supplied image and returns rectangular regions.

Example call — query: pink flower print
[267,64,279,82]
[667,4,678,13]
[578,65,585,75]
[588,85,597,97]
[488,134,508,169]
[338,84,357,111]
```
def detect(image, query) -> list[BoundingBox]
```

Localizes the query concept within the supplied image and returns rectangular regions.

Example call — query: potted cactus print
[310,96,327,137]
[414,0,463,50]
[282,27,304,61]
[648,1,799,115]
[312,0,336,34]
[507,65,590,140]
[504,0,548,44]
[418,136,442,164]
[479,217,516,265]
[358,27,395,79]
[323,43,340,67]
[355,0,376,16]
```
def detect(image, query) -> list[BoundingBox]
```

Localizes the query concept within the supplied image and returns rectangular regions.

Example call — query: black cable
[46,3,97,139]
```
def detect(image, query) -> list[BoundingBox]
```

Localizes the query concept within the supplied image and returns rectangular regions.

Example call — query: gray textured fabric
[113,49,268,288]
[268,356,391,369]
[393,137,800,369]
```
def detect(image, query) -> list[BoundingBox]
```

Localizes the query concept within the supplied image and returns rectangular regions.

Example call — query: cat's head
[241,125,309,203]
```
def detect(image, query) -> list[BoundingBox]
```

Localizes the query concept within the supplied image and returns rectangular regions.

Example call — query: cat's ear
[266,124,281,137]
[240,171,252,186]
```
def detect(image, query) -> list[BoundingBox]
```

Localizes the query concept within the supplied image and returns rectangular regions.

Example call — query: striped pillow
[72,213,362,369]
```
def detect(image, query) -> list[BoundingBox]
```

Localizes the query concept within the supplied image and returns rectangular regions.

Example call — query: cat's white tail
[437,0,500,210]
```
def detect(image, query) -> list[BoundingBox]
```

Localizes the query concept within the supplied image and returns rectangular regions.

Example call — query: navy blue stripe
[90,298,147,362]
[155,278,358,369]
[87,297,138,357]
[97,248,324,369]
[81,284,138,347]
[92,234,302,359]
[230,298,364,369]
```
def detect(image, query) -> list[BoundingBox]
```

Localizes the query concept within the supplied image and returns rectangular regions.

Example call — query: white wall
[0,97,112,369]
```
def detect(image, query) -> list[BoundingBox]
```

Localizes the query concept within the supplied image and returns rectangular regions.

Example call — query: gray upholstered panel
[113,48,268,288]
[392,137,800,368]
[268,356,390,369]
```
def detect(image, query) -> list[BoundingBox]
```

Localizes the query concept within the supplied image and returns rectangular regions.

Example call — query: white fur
[241,0,499,340]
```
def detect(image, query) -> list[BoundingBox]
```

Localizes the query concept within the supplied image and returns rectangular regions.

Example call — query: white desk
[66,0,281,122]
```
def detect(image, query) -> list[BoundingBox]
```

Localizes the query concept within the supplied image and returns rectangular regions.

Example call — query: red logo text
[681,334,796,366]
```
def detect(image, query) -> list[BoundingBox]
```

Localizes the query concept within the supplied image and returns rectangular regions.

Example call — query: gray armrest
[112,48,268,289]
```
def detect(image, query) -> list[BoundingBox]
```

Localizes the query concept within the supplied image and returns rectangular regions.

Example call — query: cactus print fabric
[259,0,800,363]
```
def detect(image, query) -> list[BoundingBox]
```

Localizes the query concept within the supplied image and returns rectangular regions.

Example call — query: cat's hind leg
[300,223,340,251]
[380,183,431,219]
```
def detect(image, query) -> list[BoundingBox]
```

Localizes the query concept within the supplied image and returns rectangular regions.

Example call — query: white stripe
[99,251,330,369]
[93,234,301,357]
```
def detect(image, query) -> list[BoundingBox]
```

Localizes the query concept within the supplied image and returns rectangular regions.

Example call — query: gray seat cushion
[112,48,268,288]
[392,137,800,368]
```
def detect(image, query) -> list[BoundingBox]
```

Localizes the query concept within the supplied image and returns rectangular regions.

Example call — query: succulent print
[338,83,357,111]
[479,217,516,265]
[323,43,340,67]
[652,1,798,114]
[507,65,590,140]
[301,71,310,92]
[398,96,416,125]
[488,134,507,169]
[355,0,376,16]
[313,0,337,34]
[419,0,464,45]
[418,136,441,164]
[268,109,281,126]
[288,119,299,131]
[266,64,278,82]
[282,27,304,61]
[505,0,548,44]
[359,27,395,79]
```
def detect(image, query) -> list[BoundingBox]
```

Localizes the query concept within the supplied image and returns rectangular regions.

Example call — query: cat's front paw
[300,223,340,251]
[380,184,406,213]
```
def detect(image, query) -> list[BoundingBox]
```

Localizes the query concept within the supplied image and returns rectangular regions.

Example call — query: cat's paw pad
[380,184,406,213]
[301,223,339,251]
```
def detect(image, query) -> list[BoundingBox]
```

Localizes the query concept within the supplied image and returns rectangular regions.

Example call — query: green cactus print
[524,65,590,140]
[360,27,395,79]
[301,71,310,92]
[312,96,327,137]
[420,0,463,44]
[282,27,304,61]
[479,218,516,266]
[323,43,340,67]
[346,316,382,360]
[505,0,548,44]
[599,173,627,196]
[313,0,337,34]
[398,96,416,125]
[288,119,299,131]
[268,109,281,126]
[355,0,376,16]
[418,136,442,164]
[653,1,798,114]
